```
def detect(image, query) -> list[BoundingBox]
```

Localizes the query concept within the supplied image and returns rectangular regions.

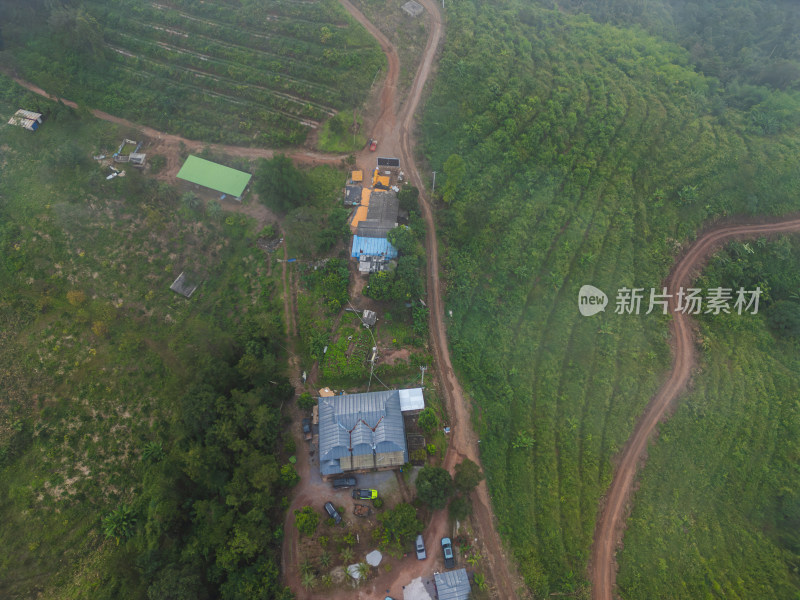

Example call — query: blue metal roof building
[351,236,398,259]
[318,390,414,476]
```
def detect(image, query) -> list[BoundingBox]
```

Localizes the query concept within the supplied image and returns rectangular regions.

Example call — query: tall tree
[255,155,313,214]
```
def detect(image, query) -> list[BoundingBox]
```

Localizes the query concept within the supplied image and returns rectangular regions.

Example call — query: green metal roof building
[176,155,252,199]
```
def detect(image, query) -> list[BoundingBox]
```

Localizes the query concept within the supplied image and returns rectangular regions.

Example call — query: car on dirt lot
[324,501,342,525]
[415,534,427,560]
[441,537,455,569]
[301,417,312,440]
[332,477,357,489]
[369,138,378,151]
[351,488,378,500]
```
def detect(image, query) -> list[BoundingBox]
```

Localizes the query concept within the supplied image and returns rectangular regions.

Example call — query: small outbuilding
[402,1,425,17]
[362,309,377,327]
[170,271,201,298]
[8,109,42,131]
[177,155,252,200]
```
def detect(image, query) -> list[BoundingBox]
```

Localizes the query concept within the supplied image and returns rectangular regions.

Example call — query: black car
[324,501,342,525]
[332,477,357,489]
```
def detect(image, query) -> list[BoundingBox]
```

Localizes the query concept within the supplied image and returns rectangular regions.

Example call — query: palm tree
[319,551,332,569]
[356,562,370,581]
[466,552,482,567]
[339,547,354,563]
[141,441,165,463]
[301,572,316,590]
[321,574,333,588]
[300,558,314,576]
[474,573,487,591]
[102,504,136,545]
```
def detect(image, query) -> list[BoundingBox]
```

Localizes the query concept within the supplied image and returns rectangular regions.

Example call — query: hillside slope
[421,1,800,596]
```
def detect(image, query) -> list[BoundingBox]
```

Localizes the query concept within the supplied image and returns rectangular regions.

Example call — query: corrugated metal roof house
[318,389,422,476]
[350,235,398,259]
[8,109,43,131]
[434,569,471,600]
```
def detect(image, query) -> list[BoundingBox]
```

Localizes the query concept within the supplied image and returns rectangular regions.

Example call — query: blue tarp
[351,236,398,259]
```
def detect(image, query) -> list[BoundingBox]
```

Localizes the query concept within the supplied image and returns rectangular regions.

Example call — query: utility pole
[420,365,427,385]
[432,171,437,195]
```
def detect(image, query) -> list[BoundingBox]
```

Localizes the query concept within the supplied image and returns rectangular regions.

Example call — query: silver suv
[415,534,427,560]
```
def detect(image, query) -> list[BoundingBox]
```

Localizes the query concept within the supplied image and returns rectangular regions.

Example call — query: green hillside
[618,239,800,599]
[0,0,385,145]
[421,0,800,596]
[0,78,295,599]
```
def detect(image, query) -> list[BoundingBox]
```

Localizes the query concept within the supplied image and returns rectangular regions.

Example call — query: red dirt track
[590,217,800,600]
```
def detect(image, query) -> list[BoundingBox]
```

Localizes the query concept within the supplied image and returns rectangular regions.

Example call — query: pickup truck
[441,537,455,569]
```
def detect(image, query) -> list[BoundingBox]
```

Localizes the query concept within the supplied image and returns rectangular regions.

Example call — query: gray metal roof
[434,569,471,600]
[366,191,399,223]
[318,391,408,470]
[357,223,395,238]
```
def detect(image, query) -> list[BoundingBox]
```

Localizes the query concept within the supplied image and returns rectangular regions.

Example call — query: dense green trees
[767,300,800,338]
[421,0,800,596]
[378,502,422,550]
[294,506,320,537]
[454,459,484,494]
[255,155,314,215]
[416,466,454,510]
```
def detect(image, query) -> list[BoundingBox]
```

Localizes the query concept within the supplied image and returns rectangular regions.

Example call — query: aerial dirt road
[2,71,345,180]
[590,217,800,600]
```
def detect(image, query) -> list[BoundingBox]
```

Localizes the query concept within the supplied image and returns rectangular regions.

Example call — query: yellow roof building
[350,205,369,232]
[350,170,363,182]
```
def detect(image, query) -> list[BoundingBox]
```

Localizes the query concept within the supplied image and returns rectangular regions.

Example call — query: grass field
[2,0,385,146]
[420,1,800,596]
[0,76,291,598]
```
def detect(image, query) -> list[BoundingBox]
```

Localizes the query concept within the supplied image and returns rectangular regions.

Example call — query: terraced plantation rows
[617,238,800,599]
[420,2,800,597]
[5,0,384,145]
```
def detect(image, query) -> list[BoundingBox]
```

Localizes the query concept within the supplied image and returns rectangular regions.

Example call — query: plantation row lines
[104,34,334,119]
[106,53,320,129]
[424,7,756,591]
[155,0,349,28]
[108,63,309,145]
[104,29,341,106]
[105,28,343,101]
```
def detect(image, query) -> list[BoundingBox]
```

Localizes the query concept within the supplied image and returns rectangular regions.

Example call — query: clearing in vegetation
[420,0,800,597]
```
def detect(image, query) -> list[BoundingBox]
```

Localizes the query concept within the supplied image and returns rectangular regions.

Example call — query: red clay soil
[590,217,800,600]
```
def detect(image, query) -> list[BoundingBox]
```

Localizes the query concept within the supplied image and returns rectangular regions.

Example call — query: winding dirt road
[590,217,800,600]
